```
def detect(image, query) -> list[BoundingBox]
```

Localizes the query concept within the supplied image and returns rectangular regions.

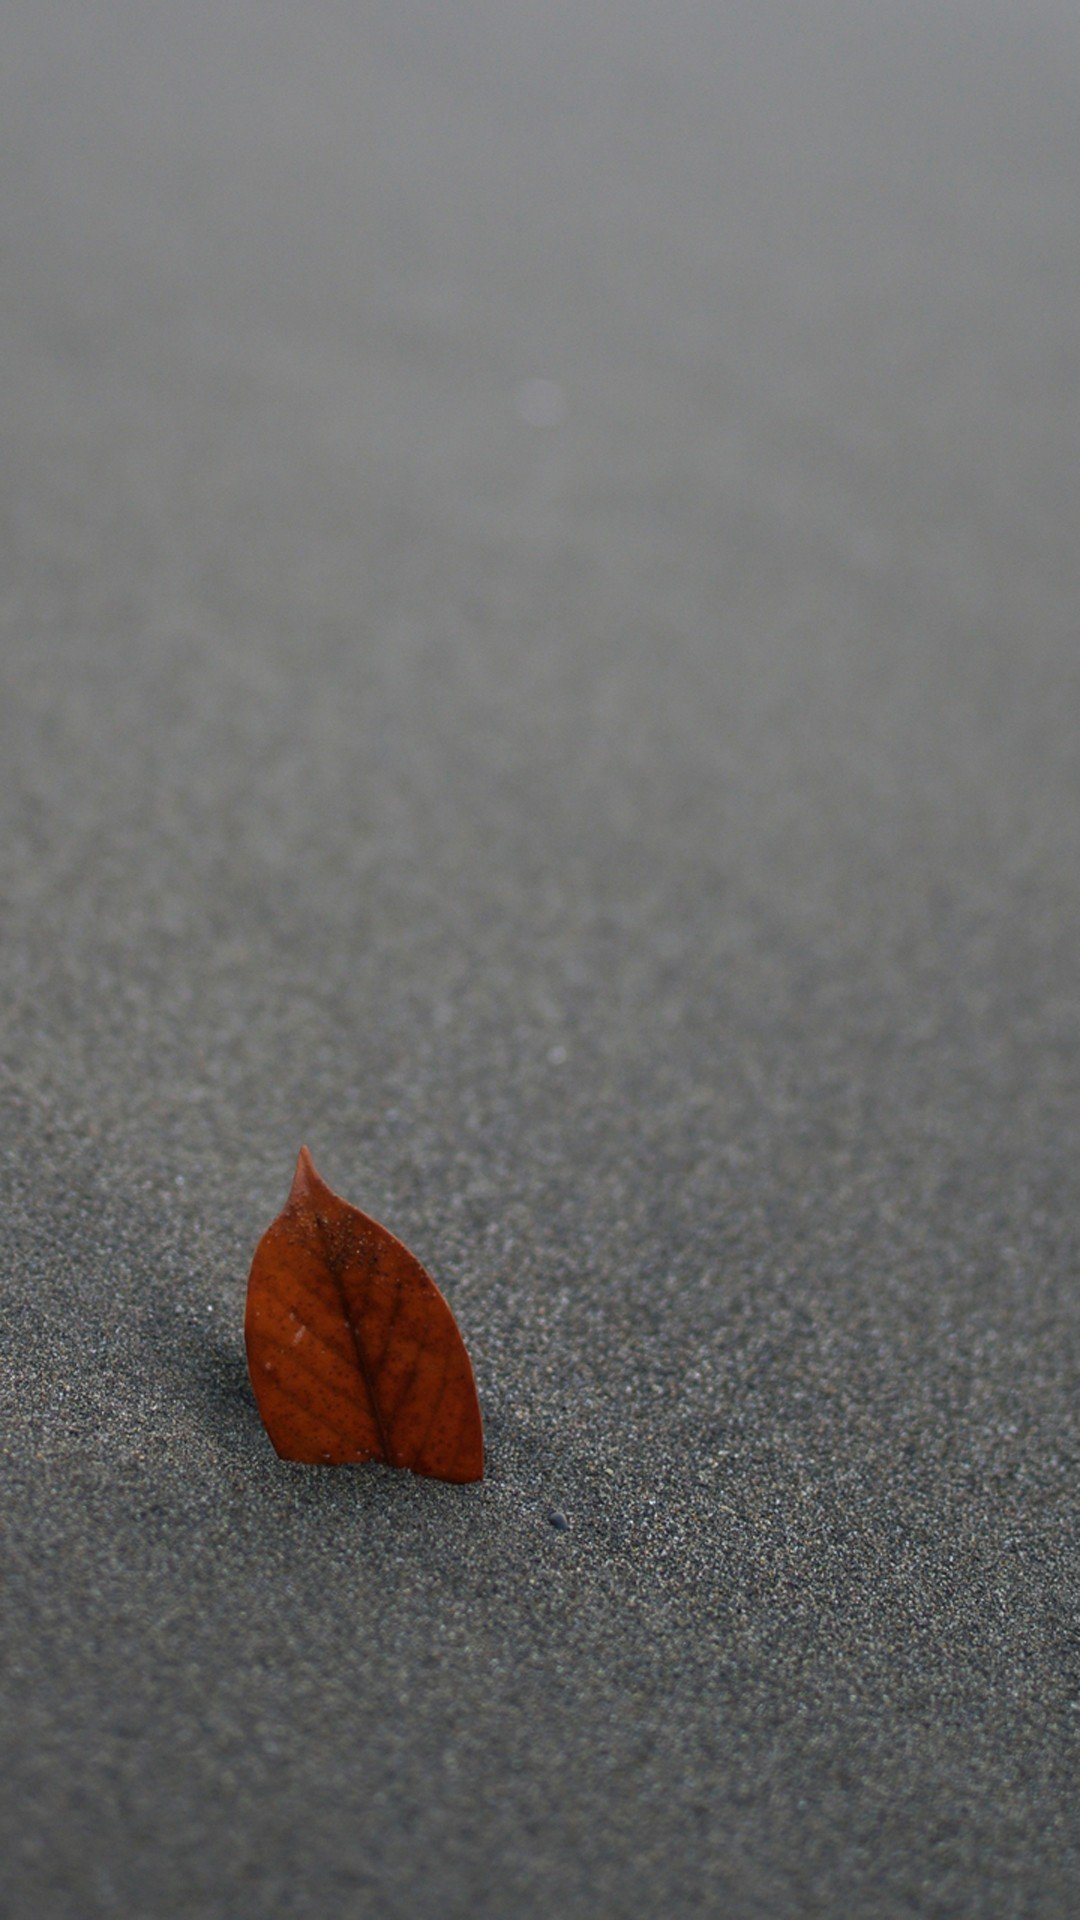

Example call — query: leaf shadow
[174,1318,265,1455]
[166,1313,474,1519]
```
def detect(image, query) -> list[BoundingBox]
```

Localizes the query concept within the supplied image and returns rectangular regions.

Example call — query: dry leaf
[245,1147,483,1482]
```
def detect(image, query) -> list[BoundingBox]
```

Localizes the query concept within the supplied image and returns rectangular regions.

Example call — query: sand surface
[1,4,1077,1915]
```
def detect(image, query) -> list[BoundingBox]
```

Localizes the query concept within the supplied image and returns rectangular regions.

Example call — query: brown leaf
[244,1148,484,1482]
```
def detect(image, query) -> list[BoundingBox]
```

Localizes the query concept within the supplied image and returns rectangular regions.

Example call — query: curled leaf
[244,1148,483,1483]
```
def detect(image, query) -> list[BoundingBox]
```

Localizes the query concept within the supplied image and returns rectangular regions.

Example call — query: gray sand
[1,4,1077,1915]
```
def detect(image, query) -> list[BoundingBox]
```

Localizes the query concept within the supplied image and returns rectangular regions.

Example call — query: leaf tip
[288,1144,322,1207]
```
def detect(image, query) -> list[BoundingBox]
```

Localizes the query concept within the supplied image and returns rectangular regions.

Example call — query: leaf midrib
[314,1209,396,1468]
